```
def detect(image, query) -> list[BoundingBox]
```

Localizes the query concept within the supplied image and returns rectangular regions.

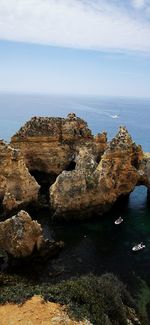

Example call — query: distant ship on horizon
[110,114,120,119]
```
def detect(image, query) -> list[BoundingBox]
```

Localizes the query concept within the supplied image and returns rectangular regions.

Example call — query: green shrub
[0,273,136,325]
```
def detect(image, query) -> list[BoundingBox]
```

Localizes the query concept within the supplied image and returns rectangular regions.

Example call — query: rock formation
[0,140,40,212]
[50,126,144,218]
[0,210,63,258]
[11,114,107,175]
[137,152,150,185]
[10,113,150,219]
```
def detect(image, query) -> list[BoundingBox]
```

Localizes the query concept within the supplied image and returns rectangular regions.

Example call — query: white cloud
[132,0,145,9]
[0,0,150,53]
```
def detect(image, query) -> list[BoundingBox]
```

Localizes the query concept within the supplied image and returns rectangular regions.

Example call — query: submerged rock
[0,140,40,213]
[0,210,63,259]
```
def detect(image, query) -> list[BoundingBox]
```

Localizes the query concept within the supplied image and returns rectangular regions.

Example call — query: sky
[0,0,150,97]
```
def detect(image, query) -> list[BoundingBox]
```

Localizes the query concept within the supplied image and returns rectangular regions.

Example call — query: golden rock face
[50,126,145,219]
[0,210,63,258]
[11,114,106,174]
[0,210,43,257]
[0,140,40,212]
[6,114,150,219]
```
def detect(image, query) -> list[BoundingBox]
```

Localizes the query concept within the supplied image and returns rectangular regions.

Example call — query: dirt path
[0,296,91,325]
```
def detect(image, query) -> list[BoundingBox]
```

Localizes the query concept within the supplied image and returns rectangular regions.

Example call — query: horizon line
[0,90,150,101]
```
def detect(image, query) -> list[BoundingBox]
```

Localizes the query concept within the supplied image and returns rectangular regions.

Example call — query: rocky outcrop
[10,113,150,219]
[11,114,107,174]
[0,140,40,212]
[137,152,150,186]
[0,210,63,258]
[50,127,144,218]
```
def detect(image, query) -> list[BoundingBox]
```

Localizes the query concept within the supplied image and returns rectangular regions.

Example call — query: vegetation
[0,272,136,325]
[136,277,150,325]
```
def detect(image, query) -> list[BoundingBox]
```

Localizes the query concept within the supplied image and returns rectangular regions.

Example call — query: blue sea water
[1,93,150,313]
[0,93,150,151]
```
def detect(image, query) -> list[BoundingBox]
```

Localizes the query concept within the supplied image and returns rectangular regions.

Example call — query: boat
[114,217,123,225]
[132,243,145,251]
[111,114,119,119]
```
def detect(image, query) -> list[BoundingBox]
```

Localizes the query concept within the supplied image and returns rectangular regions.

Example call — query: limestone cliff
[0,210,63,258]
[10,113,150,219]
[50,127,144,218]
[11,113,107,174]
[0,140,39,212]
[137,152,150,186]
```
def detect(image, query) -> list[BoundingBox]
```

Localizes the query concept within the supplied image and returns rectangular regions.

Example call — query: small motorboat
[114,217,123,225]
[132,243,145,252]
[111,114,119,119]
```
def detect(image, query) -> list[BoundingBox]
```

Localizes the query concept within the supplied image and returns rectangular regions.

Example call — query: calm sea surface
[1,93,150,309]
[0,93,150,151]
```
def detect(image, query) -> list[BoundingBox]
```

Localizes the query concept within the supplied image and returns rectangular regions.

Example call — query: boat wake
[110,114,119,119]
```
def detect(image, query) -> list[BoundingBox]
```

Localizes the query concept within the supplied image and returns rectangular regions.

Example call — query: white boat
[132,243,145,251]
[111,114,119,119]
[114,217,123,225]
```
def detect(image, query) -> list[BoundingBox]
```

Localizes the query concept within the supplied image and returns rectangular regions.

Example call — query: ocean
[1,93,150,151]
[1,93,150,316]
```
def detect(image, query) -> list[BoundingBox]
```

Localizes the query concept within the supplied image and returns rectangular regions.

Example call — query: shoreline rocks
[0,113,148,219]
[11,114,107,174]
[50,126,144,219]
[0,210,63,259]
[0,140,40,213]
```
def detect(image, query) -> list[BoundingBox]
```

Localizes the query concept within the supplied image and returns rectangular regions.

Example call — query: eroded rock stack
[10,113,150,219]
[0,210,63,258]
[0,140,40,212]
[50,126,144,218]
[11,114,107,174]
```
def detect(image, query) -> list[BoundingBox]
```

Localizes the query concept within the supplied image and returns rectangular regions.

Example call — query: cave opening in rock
[65,161,76,171]
[112,185,149,219]
[131,157,140,169]
[30,170,57,206]
[0,197,4,217]
[128,185,148,210]
[96,154,102,164]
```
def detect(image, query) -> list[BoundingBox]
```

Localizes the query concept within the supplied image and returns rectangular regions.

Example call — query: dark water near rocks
[1,93,150,308]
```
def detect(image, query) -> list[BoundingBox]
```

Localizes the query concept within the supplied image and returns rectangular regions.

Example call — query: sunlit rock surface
[0,140,39,212]
[0,210,63,258]
[50,127,144,218]
[10,113,150,219]
[11,113,107,174]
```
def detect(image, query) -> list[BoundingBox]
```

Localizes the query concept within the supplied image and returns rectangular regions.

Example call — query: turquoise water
[1,93,150,309]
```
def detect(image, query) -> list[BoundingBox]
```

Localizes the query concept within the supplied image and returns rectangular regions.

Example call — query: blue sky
[0,0,150,97]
